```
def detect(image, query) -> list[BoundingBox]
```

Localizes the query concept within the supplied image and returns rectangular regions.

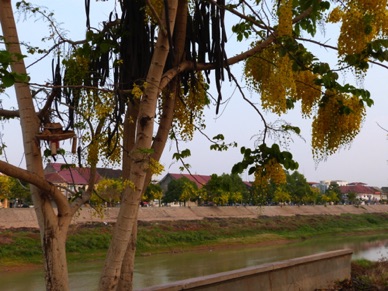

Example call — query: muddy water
[1,234,387,291]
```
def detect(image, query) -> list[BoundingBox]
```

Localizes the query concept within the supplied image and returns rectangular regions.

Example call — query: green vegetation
[1,213,387,268]
[335,259,388,290]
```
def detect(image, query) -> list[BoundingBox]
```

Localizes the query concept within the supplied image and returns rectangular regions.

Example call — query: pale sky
[1,1,388,187]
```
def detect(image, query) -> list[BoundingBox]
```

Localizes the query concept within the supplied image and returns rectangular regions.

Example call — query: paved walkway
[1,204,387,229]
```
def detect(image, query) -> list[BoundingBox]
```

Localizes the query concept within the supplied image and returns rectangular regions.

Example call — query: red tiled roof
[340,185,377,195]
[45,163,102,185]
[45,172,66,184]
[168,173,211,188]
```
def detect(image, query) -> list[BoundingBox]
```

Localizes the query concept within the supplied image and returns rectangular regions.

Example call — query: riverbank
[1,213,388,289]
[1,204,387,229]
[1,213,388,265]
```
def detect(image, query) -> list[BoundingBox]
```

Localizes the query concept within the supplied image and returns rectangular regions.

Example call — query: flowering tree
[0,0,387,290]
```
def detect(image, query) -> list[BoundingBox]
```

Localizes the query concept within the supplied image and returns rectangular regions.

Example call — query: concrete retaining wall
[138,249,353,291]
[0,205,387,229]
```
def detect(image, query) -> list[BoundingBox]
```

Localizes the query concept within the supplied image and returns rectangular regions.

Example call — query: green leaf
[1,74,15,87]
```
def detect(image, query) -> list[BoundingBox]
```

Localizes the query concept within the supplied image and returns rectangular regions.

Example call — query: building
[44,163,122,199]
[339,182,383,203]
[44,163,102,198]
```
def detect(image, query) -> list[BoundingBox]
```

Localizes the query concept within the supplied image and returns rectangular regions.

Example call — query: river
[1,233,387,291]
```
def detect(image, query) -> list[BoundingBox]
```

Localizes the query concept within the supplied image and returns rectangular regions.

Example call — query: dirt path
[1,204,387,229]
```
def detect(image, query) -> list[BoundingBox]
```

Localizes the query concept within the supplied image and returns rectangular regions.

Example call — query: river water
[1,233,387,291]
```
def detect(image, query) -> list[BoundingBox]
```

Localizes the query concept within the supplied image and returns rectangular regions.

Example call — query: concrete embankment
[0,204,387,229]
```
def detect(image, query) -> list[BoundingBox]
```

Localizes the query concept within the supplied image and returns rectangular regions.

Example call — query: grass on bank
[335,259,388,290]
[1,212,387,266]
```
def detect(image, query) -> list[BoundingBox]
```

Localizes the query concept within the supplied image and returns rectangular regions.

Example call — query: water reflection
[1,234,387,291]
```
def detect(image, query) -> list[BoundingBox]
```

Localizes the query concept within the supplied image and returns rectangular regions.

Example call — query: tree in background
[144,183,163,205]
[0,174,12,206]
[204,173,248,205]
[0,0,387,290]
[273,186,292,206]
[327,183,343,202]
[322,189,341,205]
[346,191,358,205]
[179,181,198,206]
[307,187,320,205]
[163,177,198,205]
[286,171,313,205]
[95,178,124,207]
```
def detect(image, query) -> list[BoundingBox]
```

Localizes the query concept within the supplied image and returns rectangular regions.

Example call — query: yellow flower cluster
[245,44,321,116]
[63,55,89,85]
[312,90,365,159]
[294,70,322,117]
[79,89,122,167]
[131,83,147,99]
[327,7,344,23]
[245,45,292,114]
[253,158,286,189]
[173,73,207,140]
[328,0,388,56]
[278,0,293,37]
[149,158,164,176]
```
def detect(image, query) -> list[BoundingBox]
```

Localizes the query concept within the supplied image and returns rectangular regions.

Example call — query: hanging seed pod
[71,136,77,154]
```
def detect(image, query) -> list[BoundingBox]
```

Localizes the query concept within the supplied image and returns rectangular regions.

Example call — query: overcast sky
[1,1,388,187]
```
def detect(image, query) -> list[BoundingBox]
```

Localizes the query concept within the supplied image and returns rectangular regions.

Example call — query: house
[45,163,124,198]
[45,163,101,198]
[339,182,383,203]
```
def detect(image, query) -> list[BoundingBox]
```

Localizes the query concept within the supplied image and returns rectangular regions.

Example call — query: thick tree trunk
[42,213,71,290]
[98,1,179,290]
[117,223,137,291]
[116,2,188,289]
[0,2,72,290]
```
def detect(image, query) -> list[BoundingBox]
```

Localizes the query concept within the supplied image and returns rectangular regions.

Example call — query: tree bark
[98,1,179,290]
[116,2,188,289]
[1,2,73,290]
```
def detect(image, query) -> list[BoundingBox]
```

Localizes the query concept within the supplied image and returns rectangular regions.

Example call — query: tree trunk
[98,1,179,290]
[116,2,188,289]
[41,211,71,291]
[0,2,73,290]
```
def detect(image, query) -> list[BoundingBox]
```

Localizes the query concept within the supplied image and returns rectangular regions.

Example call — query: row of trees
[0,171,346,208]
[93,178,163,207]
[163,172,345,206]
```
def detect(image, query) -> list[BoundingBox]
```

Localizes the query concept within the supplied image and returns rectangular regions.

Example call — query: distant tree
[179,182,198,206]
[321,190,340,205]
[144,183,163,205]
[249,183,275,206]
[9,177,31,204]
[328,183,343,202]
[0,175,12,201]
[286,171,312,204]
[229,191,243,205]
[163,177,197,205]
[95,178,124,207]
[346,191,357,205]
[205,173,248,205]
[273,186,291,205]
[305,187,320,205]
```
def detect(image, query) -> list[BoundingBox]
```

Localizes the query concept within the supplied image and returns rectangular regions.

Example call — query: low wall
[0,204,387,229]
[138,249,353,291]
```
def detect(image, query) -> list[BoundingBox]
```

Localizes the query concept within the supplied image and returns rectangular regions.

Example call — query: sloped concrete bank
[0,204,387,229]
